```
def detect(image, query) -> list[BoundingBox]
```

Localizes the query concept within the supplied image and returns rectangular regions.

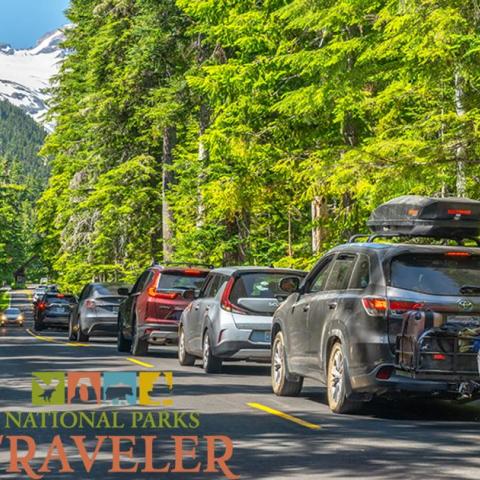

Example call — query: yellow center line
[247,402,321,430]
[127,357,154,368]
[25,328,57,343]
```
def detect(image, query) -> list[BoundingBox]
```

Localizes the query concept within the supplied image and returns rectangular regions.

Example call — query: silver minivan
[178,267,306,373]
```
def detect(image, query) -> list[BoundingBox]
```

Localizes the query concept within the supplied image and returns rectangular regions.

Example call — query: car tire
[78,328,89,342]
[117,316,132,353]
[271,331,303,396]
[178,325,196,366]
[327,342,360,414]
[68,317,77,341]
[34,320,44,331]
[202,331,222,373]
[131,320,148,356]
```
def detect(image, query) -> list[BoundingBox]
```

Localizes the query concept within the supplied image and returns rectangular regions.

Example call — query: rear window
[93,285,126,296]
[45,294,76,304]
[157,271,208,292]
[390,253,480,296]
[230,272,305,314]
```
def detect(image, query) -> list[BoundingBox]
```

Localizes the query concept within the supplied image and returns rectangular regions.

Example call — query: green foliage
[38,0,480,290]
[0,101,47,283]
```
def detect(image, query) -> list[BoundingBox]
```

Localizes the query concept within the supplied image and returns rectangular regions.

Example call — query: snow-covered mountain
[0,29,66,131]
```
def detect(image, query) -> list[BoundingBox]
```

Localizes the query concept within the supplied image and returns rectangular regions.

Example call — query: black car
[34,293,77,331]
[271,196,480,413]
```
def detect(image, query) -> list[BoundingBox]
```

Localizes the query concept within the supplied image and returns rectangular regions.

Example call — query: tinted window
[157,272,208,292]
[93,284,128,296]
[349,255,370,289]
[325,254,357,291]
[230,272,304,301]
[309,258,333,293]
[5,308,20,314]
[45,294,77,304]
[391,254,480,295]
[133,271,151,293]
[199,274,214,298]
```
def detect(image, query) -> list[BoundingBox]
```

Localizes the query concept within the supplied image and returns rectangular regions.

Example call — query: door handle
[194,305,200,311]
[303,305,310,312]
[205,307,210,311]
[328,302,338,310]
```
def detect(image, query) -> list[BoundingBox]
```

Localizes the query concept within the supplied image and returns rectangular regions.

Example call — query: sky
[0,0,69,49]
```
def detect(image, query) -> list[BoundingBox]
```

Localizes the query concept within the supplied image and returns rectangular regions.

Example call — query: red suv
[117,264,210,355]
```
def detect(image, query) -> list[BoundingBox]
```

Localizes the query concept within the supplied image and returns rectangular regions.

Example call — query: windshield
[390,253,480,296]
[157,272,207,292]
[5,309,20,315]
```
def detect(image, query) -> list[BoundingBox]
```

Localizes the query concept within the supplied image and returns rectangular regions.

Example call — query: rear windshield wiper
[459,285,480,294]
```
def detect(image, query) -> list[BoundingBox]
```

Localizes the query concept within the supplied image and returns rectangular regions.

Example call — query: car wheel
[34,320,44,331]
[68,317,77,341]
[327,342,360,414]
[131,320,148,356]
[202,331,222,373]
[78,328,89,342]
[178,325,196,366]
[271,331,303,396]
[117,315,132,353]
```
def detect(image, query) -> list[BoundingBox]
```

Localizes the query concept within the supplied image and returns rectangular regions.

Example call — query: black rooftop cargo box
[367,196,480,238]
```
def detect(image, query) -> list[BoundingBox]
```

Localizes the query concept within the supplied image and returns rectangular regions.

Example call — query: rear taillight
[362,297,388,316]
[445,252,471,257]
[85,299,96,309]
[38,302,47,311]
[147,287,178,300]
[389,300,423,313]
[221,278,248,314]
[362,297,425,316]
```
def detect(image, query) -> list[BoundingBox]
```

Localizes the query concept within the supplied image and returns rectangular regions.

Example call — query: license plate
[51,307,66,314]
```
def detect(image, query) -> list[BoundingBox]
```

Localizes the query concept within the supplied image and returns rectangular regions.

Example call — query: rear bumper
[82,315,118,336]
[139,323,179,345]
[42,315,69,325]
[212,327,271,361]
[351,364,480,398]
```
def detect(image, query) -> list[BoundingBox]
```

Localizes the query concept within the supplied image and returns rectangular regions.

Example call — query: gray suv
[272,200,480,413]
[178,267,306,373]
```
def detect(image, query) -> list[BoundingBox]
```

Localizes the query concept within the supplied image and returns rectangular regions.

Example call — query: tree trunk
[162,126,177,262]
[454,70,467,197]
[196,103,210,228]
[311,196,327,254]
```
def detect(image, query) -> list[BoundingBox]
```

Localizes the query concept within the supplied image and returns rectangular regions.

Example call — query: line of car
[29,196,480,413]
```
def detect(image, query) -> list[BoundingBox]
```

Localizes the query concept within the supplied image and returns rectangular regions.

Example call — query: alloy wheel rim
[330,349,344,404]
[273,338,284,388]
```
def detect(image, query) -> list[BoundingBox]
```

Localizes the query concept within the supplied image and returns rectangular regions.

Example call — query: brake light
[362,297,388,316]
[147,287,178,300]
[389,300,423,312]
[445,252,471,257]
[184,268,203,276]
[221,278,248,314]
[376,366,394,380]
[448,209,471,216]
[433,353,446,361]
[85,299,96,309]
[38,302,46,311]
[56,294,65,298]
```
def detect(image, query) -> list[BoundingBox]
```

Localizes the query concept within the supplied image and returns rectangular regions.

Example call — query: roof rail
[348,232,480,247]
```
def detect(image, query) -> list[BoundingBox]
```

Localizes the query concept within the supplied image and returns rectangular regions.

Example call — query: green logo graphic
[32,372,65,405]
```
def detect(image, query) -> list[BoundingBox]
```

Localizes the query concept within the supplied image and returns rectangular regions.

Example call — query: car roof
[211,266,306,276]
[331,242,480,257]
[151,265,211,273]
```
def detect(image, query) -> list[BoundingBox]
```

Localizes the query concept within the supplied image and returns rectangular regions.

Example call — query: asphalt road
[1,290,480,479]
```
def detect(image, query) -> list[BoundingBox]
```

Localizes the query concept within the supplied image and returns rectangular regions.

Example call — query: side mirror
[279,277,300,294]
[183,289,196,301]
[118,288,130,296]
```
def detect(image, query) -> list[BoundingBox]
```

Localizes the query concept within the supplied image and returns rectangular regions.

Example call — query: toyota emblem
[458,299,474,312]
